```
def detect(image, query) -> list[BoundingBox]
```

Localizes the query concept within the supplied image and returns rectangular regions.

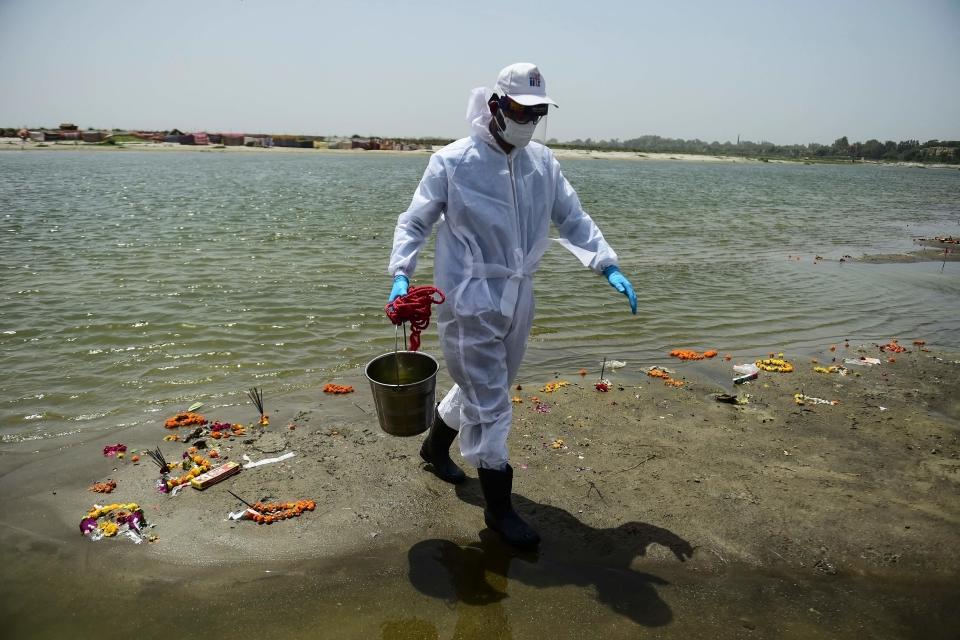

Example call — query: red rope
[385,286,445,352]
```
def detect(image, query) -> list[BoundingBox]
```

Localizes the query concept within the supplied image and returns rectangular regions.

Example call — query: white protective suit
[388,87,619,470]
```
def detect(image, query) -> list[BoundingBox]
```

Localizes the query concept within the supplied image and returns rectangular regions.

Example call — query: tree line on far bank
[7,126,957,164]
[550,135,960,164]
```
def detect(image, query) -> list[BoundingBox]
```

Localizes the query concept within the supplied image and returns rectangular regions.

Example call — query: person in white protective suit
[387,62,637,549]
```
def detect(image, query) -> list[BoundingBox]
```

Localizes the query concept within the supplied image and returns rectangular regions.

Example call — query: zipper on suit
[507,155,522,250]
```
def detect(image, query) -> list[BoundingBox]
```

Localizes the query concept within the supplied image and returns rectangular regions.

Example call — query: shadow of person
[404,479,693,631]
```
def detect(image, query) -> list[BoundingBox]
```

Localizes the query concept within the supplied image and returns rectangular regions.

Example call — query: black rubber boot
[477,464,541,550]
[419,408,466,484]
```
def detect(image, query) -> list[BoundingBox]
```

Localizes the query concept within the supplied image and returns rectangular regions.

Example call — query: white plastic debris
[733,363,760,375]
[242,451,295,469]
[844,357,881,366]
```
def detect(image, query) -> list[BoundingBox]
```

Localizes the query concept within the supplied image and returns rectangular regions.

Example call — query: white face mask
[495,111,538,149]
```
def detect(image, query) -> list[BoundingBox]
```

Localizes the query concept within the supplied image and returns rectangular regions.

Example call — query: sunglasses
[498,97,549,124]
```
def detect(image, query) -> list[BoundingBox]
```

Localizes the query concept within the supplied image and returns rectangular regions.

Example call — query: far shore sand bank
[4,137,958,170]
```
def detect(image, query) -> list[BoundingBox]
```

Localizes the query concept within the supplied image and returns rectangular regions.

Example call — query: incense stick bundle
[145,447,169,472]
[247,387,269,425]
[247,387,264,415]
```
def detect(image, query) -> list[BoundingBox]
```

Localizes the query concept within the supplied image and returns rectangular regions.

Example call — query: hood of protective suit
[465,86,497,148]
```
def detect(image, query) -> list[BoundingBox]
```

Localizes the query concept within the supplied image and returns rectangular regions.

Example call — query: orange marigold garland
[246,500,316,525]
[323,383,354,394]
[669,349,719,361]
[164,412,207,429]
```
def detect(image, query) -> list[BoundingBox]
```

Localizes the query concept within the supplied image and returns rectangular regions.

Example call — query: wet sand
[1,340,959,638]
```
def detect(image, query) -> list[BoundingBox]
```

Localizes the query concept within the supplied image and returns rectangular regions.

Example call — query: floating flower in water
[670,349,704,360]
[579,368,588,377]
[102,444,126,457]
[164,412,207,429]
[703,350,718,359]
[323,383,354,394]
[879,340,907,353]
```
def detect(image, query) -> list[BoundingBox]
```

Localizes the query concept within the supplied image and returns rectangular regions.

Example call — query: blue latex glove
[603,265,637,314]
[388,274,409,303]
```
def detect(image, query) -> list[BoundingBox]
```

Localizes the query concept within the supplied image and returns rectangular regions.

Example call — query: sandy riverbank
[1,340,958,638]
[0,138,783,163]
[11,137,958,169]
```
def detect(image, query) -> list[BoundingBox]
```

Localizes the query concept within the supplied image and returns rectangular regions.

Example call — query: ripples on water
[1,150,958,440]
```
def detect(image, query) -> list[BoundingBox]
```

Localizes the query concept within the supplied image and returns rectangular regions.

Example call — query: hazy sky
[1,0,958,145]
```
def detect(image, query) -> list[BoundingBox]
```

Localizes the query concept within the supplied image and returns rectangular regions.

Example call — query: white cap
[494,62,558,107]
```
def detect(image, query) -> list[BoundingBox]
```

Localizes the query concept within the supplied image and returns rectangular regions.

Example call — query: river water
[2,150,958,441]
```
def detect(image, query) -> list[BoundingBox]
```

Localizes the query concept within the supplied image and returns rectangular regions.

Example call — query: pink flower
[102,443,127,457]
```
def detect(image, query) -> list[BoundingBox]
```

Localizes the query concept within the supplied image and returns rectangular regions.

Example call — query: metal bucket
[364,351,439,437]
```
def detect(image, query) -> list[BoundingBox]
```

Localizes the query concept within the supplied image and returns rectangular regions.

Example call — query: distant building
[82,131,105,143]
[243,136,273,147]
[274,137,314,148]
[59,123,78,131]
